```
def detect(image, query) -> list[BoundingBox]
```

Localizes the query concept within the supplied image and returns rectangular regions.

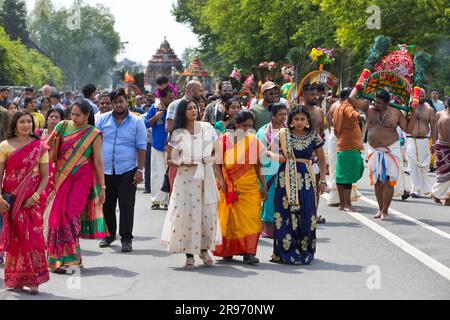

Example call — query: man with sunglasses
[250,82,284,131]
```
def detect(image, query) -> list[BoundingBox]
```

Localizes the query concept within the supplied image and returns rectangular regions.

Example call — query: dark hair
[223,97,241,121]
[219,81,232,91]
[156,76,169,86]
[8,110,39,140]
[375,89,391,104]
[82,84,97,98]
[288,105,314,134]
[340,87,352,100]
[7,102,18,110]
[444,96,449,108]
[431,88,440,94]
[50,93,61,100]
[234,109,254,127]
[109,88,126,102]
[0,87,9,93]
[269,103,288,117]
[71,100,95,126]
[24,97,36,109]
[207,95,219,104]
[41,97,51,105]
[316,83,326,92]
[160,86,174,98]
[302,83,316,92]
[172,98,198,132]
[25,87,34,93]
[44,108,65,129]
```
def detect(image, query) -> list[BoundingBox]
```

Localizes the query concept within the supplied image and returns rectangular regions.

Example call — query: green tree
[174,0,450,92]
[0,0,30,42]
[29,0,121,89]
[0,25,63,86]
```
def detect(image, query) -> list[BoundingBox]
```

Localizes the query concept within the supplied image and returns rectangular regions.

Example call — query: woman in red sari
[0,110,50,295]
[46,100,107,274]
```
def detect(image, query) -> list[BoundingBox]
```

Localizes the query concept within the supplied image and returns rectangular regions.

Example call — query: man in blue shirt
[145,86,175,210]
[96,88,147,253]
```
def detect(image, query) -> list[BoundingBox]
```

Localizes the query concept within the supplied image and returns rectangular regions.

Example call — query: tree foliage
[29,0,121,89]
[0,25,63,87]
[173,0,450,93]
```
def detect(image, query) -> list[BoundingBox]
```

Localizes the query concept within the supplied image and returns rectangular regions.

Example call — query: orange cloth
[334,101,363,152]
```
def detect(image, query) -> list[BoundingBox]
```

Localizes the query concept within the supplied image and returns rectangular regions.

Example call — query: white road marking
[359,195,450,240]
[322,193,450,282]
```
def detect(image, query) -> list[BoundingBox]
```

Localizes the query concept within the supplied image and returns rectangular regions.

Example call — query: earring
[306,124,310,129]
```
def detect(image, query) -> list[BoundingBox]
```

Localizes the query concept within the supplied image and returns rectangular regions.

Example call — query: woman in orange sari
[46,100,107,274]
[0,110,50,295]
[213,110,267,264]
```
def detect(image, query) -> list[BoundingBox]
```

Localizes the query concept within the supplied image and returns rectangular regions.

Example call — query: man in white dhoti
[431,97,450,206]
[350,89,416,220]
[405,89,437,198]
[145,87,175,210]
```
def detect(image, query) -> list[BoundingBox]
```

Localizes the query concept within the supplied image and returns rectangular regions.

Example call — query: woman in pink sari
[0,110,50,295]
[46,100,107,274]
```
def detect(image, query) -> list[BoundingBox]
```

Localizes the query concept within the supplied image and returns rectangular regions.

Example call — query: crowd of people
[0,74,448,294]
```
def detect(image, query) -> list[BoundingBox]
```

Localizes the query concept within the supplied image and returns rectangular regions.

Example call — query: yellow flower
[283,234,292,251]
[282,196,289,209]
[311,216,317,231]
[301,236,309,251]
[274,212,282,230]
[291,214,298,230]
[279,171,286,188]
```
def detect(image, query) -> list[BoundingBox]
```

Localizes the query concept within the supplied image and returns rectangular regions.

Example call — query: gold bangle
[32,193,40,201]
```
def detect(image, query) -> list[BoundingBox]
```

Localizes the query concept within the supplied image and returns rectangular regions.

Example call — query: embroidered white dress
[161,122,222,254]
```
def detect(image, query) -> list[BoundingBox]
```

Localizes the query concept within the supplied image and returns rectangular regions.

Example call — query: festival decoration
[356,35,431,113]
[296,48,337,102]
[124,72,135,84]
[230,65,241,81]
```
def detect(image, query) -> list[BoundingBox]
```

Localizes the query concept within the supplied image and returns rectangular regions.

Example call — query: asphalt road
[1,161,450,300]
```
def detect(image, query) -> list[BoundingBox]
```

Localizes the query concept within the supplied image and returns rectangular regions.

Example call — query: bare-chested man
[301,84,326,223]
[405,89,437,198]
[431,96,450,206]
[349,88,416,220]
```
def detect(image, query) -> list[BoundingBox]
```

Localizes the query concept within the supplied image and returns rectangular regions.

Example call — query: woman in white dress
[161,98,222,269]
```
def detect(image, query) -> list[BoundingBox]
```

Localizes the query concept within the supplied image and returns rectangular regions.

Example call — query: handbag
[1,192,14,207]
[160,167,171,193]
[49,120,69,163]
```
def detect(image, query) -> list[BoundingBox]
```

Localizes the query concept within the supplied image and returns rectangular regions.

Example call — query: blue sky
[25,0,199,65]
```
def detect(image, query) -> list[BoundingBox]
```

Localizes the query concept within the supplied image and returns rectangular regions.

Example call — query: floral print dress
[271,130,324,265]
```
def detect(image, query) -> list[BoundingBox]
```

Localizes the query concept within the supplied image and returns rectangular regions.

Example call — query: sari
[46,122,108,270]
[0,139,50,288]
[256,122,283,238]
[213,133,264,257]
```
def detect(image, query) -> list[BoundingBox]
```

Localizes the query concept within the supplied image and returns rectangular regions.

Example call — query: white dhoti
[151,147,168,206]
[432,181,450,201]
[368,141,401,186]
[327,131,361,205]
[406,137,433,196]
[394,148,410,196]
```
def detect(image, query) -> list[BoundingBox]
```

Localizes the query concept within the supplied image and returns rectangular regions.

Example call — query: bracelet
[101,186,107,190]
[32,193,40,202]
[137,169,144,174]
[320,181,327,185]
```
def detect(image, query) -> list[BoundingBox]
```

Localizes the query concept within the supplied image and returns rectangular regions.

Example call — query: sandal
[199,251,214,267]
[317,216,326,224]
[184,257,195,270]
[151,203,160,210]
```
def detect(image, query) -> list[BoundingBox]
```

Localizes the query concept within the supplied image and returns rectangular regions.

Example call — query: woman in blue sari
[268,106,327,265]
[256,103,288,238]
